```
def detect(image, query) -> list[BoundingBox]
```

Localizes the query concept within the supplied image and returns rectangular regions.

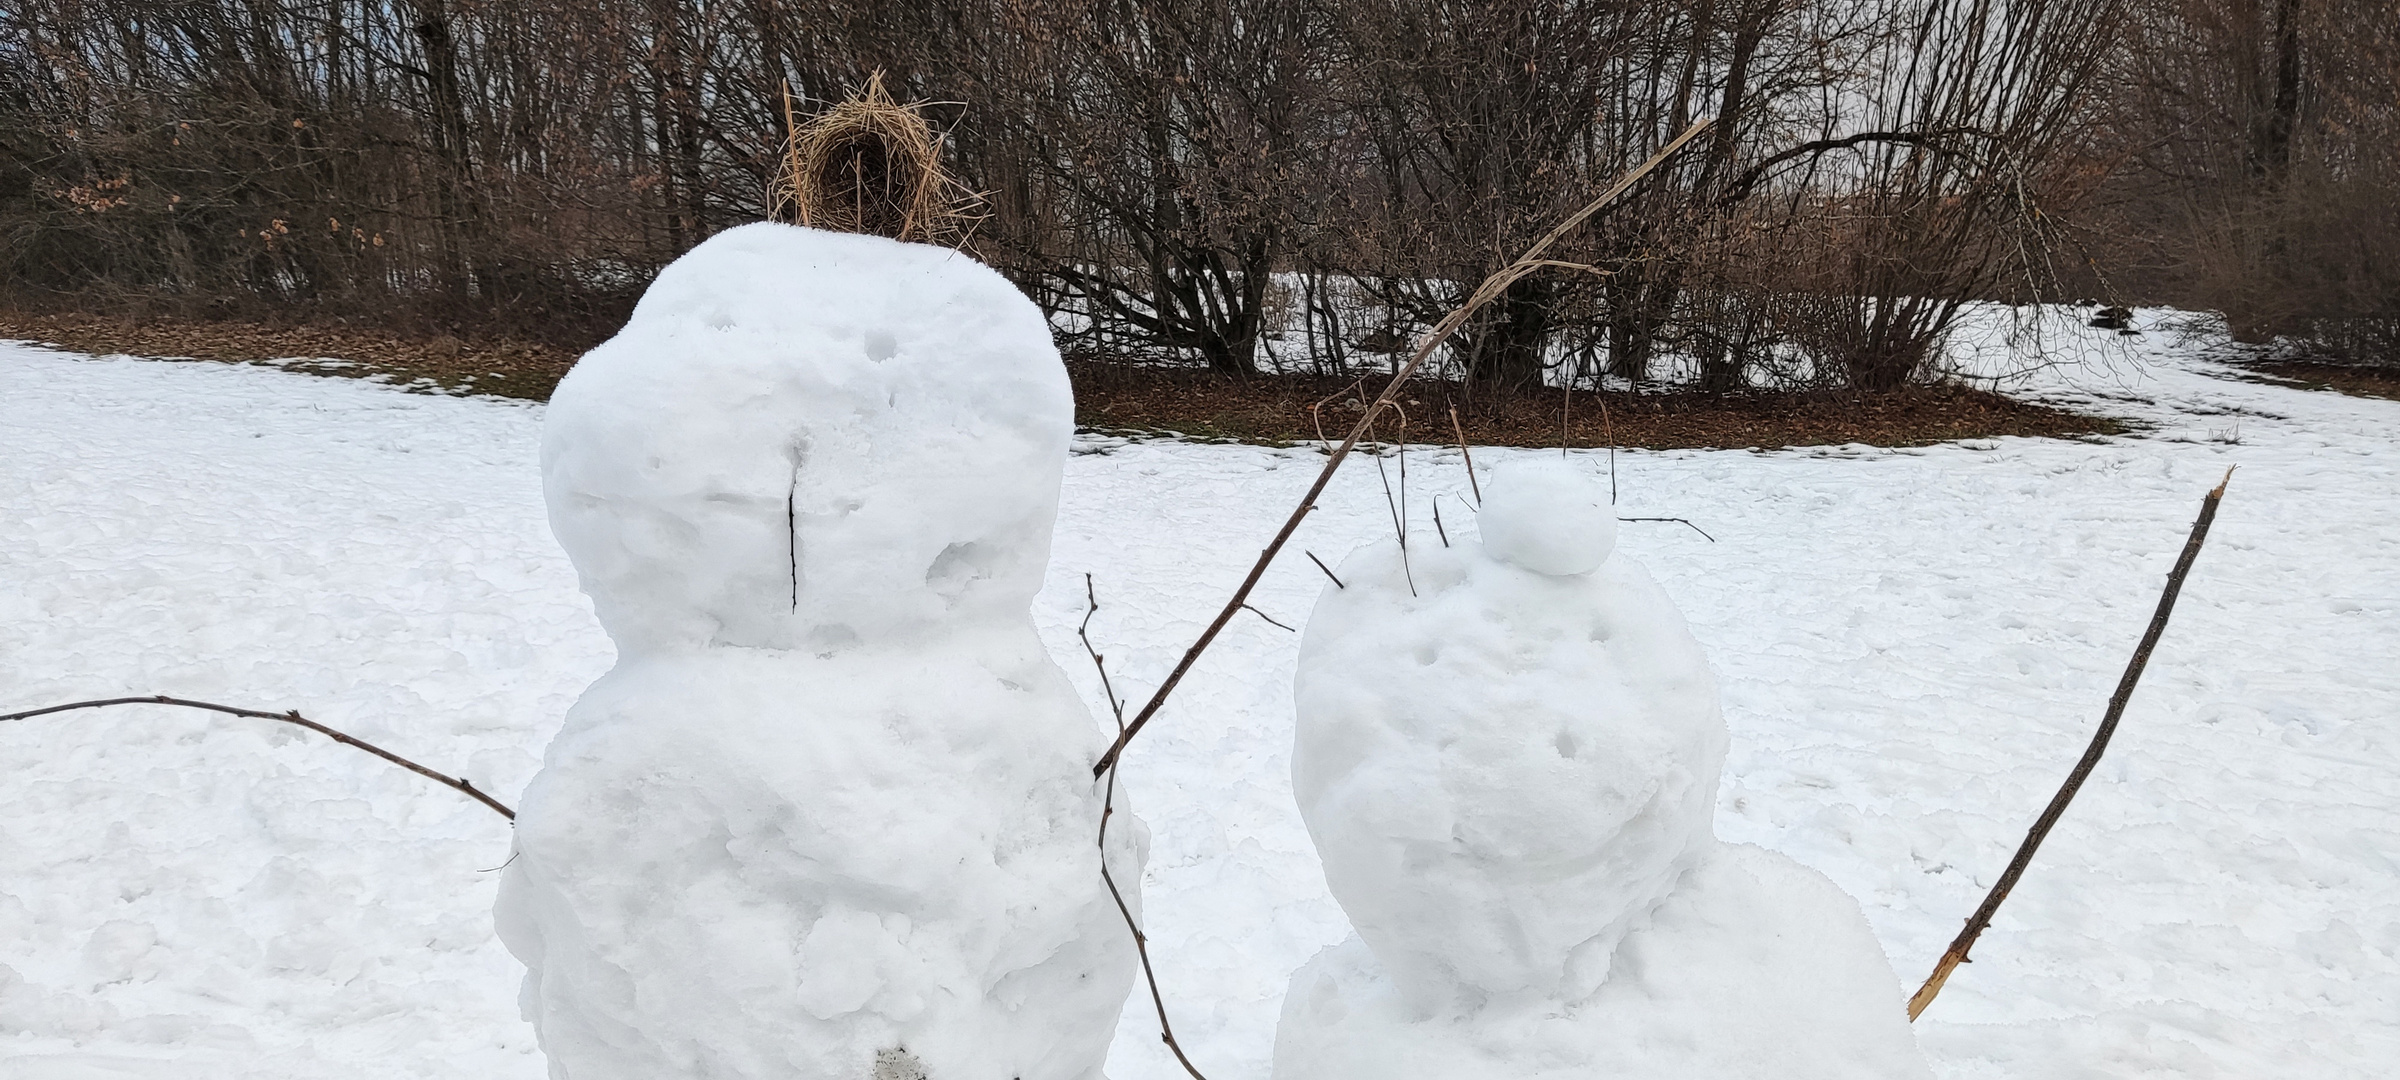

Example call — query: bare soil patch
[0,310,577,401]
[1074,364,2123,450]
[2231,360,2400,402]
[0,309,2122,449]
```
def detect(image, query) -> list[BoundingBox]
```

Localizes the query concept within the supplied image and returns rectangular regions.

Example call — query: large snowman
[496,223,1141,1080]
[1275,457,1931,1080]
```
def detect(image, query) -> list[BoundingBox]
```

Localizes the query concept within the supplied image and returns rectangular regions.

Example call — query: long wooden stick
[1907,468,2234,1020]
[1,695,516,820]
[1092,118,1715,778]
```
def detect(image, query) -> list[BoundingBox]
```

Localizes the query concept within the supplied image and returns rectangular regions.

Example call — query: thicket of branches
[3,0,2391,388]
[2103,0,2399,363]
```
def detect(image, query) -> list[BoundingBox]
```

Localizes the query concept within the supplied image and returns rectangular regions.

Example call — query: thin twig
[1078,576,1128,727]
[1309,376,1372,454]
[1449,404,1481,506]
[777,80,800,220]
[1309,375,1375,422]
[1432,494,1451,548]
[1602,398,1618,505]
[1241,604,1297,633]
[1906,467,2235,1021]
[1397,409,1412,561]
[1081,577,1211,1080]
[1305,550,1346,590]
[1561,375,1572,458]
[0,695,515,820]
[1618,516,1717,542]
[1371,427,1416,597]
[1091,118,1715,778]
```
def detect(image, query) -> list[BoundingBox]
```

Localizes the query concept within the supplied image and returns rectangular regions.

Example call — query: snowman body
[498,223,1140,1080]
[1275,458,1929,1079]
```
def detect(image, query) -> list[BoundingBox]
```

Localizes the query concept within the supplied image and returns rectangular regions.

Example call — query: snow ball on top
[1478,457,1616,576]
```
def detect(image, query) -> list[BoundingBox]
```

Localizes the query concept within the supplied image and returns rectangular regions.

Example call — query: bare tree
[993,0,1326,375]
[3,0,2238,380]
[2113,0,2400,361]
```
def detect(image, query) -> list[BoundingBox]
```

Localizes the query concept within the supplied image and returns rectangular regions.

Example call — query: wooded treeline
[2,0,2392,389]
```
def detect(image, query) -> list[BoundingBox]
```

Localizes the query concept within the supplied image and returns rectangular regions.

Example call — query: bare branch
[1721,128,2004,206]
[1092,118,1716,778]
[1,695,515,821]
[1907,468,2235,1021]
[1081,577,1212,1080]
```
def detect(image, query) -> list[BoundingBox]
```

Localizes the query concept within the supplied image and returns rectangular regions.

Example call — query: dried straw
[768,73,979,245]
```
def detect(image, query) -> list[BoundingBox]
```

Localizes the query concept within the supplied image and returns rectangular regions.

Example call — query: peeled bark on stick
[1907,468,2235,1021]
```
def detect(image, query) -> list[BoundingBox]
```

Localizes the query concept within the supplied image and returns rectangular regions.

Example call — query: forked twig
[1081,577,1212,1080]
[1091,118,1715,778]
[0,695,515,820]
[1906,468,2235,1021]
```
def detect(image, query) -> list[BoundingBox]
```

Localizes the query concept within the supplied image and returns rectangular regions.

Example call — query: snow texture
[1289,526,1720,1009]
[1277,844,1931,1080]
[538,223,1071,655]
[1476,457,1620,576]
[496,223,1141,1080]
[1278,460,1926,1077]
[3,307,2398,1079]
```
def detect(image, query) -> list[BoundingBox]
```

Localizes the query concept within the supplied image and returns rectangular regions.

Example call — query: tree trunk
[1467,274,1553,391]
[411,0,477,298]
[2255,0,2303,184]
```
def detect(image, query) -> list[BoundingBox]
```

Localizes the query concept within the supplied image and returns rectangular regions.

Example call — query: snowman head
[541,224,1072,655]
[1478,457,1617,576]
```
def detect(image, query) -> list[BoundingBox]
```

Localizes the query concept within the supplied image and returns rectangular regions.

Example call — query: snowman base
[1272,842,1934,1080]
[498,644,1140,1080]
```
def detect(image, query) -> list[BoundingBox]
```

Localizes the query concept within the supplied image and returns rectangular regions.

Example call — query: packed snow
[1473,457,1622,576]
[499,224,1138,1079]
[1277,458,1927,1079]
[2,312,2396,1079]
[1290,463,1725,1014]
[538,225,1078,654]
[1277,844,1932,1080]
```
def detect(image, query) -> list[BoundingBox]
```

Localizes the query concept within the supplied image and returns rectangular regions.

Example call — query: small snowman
[1274,457,1930,1080]
[495,222,1140,1080]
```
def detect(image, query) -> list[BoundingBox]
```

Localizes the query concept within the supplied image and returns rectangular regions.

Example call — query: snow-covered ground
[2,322,2394,1079]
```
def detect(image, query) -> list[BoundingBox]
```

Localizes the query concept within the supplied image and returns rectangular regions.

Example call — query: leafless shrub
[2107,0,2400,365]
[1699,0,2125,391]
[0,0,2150,382]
